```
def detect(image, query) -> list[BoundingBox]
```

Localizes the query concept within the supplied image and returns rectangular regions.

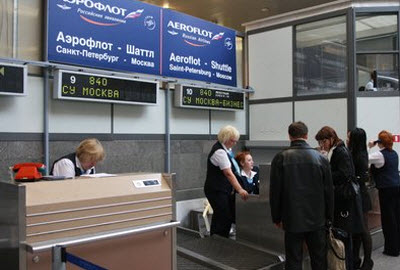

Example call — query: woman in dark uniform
[204,125,248,237]
[235,151,259,194]
[369,130,400,257]
[51,138,105,178]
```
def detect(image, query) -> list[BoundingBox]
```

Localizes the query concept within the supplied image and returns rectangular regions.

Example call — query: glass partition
[356,14,399,92]
[357,53,399,91]
[356,15,398,51]
[294,16,347,96]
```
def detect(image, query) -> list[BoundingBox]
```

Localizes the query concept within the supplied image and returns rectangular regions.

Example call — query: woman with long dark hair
[348,128,373,270]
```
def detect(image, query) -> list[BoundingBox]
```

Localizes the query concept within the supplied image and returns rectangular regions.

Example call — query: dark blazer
[371,148,400,189]
[50,153,95,176]
[238,166,259,194]
[330,142,365,233]
[270,140,334,233]
[204,142,235,194]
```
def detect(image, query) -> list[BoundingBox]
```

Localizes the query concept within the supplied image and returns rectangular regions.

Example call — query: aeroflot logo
[59,0,144,26]
[167,20,224,47]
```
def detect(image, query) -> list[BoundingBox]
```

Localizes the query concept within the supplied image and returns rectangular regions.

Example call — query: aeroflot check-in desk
[0,173,179,270]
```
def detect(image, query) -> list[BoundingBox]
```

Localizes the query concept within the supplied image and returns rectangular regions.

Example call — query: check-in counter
[235,164,285,255]
[0,173,178,270]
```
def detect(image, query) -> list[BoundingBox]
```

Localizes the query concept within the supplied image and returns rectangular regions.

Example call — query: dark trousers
[284,228,327,270]
[205,190,234,238]
[378,187,400,256]
[336,231,353,270]
[353,213,373,268]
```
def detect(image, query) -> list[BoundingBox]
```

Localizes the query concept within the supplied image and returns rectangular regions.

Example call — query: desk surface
[22,173,171,212]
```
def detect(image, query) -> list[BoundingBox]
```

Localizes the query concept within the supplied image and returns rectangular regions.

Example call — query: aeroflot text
[167,21,213,38]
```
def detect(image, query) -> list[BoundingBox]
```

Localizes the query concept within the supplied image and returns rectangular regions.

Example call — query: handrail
[24,220,180,253]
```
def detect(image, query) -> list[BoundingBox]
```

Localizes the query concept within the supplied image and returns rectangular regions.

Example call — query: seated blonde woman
[51,138,105,178]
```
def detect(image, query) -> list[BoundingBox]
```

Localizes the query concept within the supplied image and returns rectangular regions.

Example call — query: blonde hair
[217,125,240,144]
[76,138,105,163]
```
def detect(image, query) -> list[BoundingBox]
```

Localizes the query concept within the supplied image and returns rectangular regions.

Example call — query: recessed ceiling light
[163,2,169,9]
[261,7,269,12]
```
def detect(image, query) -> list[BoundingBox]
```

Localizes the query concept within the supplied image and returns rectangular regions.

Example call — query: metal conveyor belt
[177,255,215,270]
[177,228,283,270]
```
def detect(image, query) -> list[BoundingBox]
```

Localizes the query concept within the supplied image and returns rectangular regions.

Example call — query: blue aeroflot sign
[47,0,237,87]
[162,9,236,86]
[47,0,161,75]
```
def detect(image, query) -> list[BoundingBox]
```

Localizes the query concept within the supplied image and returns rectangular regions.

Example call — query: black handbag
[335,178,360,201]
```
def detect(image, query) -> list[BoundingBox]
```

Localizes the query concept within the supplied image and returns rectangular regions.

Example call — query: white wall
[114,90,165,134]
[249,102,292,140]
[248,27,293,141]
[357,97,400,162]
[295,99,347,147]
[49,96,112,133]
[248,27,293,100]
[0,76,44,132]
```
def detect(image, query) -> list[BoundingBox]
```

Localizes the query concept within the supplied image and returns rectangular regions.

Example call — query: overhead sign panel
[162,9,237,87]
[0,63,27,96]
[47,0,161,75]
[47,1,237,87]
[54,70,158,105]
[175,84,244,111]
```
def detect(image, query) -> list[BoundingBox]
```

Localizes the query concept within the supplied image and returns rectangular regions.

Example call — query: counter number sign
[54,70,158,105]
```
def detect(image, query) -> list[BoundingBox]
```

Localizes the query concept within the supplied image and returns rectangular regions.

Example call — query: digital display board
[0,63,27,96]
[54,70,158,105]
[174,84,244,111]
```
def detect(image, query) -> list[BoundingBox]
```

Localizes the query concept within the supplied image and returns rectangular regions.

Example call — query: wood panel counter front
[22,173,173,243]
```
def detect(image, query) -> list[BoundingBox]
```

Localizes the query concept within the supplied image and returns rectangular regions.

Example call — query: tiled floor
[372,246,400,270]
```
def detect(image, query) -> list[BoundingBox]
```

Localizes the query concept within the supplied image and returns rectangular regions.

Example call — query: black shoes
[360,259,374,270]
[383,250,399,257]
[353,258,362,269]
[354,258,374,270]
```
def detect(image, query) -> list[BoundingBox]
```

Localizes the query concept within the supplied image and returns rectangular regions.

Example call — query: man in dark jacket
[270,121,334,270]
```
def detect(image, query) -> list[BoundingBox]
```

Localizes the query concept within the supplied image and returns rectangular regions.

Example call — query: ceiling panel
[142,0,338,31]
